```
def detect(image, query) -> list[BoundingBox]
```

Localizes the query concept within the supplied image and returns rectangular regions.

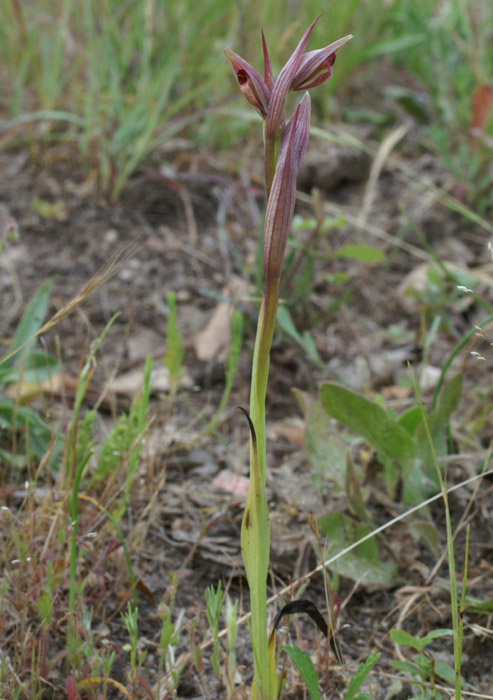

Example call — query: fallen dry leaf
[212,469,250,498]
[269,419,305,446]
[193,277,247,362]
[108,365,192,396]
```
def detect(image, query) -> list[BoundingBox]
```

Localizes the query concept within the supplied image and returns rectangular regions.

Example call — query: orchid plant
[226,18,351,699]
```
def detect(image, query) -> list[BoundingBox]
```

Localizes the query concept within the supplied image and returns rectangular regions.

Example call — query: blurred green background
[1,0,492,202]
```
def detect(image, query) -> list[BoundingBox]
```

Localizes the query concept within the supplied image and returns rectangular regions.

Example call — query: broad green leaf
[0,397,61,465]
[403,461,439,505]
[334,245,384,263]
[294,390,348,490]
[390,629,422,651]
[317,512,397,584]
[9,279,53,369]
[320,384,416,474]
[389,660,420,676]
[398,405,422,436]
[464,598,493,614]
[421,628,453,642]
[412,374,463,501]
[345,653,380,700]
[435,373,462,425]
[435,661,464,687]
[345,452,367,521]
[284,646,320,700]
[301,330,323,367]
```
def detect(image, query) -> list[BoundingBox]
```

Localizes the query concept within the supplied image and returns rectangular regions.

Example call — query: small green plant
[121,603,140,683]
[284,645,380,700]
[224,595,239,696]
[226,17,351,698]
[0,278,62,468]
[205,581,223,681]
[390,628,462,699]
[157,577,179,700]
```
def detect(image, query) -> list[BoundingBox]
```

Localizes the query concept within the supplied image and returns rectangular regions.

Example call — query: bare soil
[1,125,493,699]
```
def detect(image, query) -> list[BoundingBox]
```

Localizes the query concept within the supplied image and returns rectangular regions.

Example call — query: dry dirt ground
[1,124,493,698]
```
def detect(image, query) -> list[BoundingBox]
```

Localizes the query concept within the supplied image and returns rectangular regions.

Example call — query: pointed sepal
[291,35,353,91]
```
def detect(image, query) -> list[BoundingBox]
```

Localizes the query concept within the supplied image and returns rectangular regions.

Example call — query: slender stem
[249,277,280,482]
[245,276,280,700]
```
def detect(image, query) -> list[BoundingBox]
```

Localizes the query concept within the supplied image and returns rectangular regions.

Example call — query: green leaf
[334,245,384,263]
[4,351,59,386]
[389,660,420,676]
[8,279,53,369]
[435,661,463,686]
[410,373,463,503]
[345,653,380,700]
[390,629,422,651]
[284,646,320,700]
[317,512,397,584]
[277,308,322,368]
[435,373,462,425]
[421,628,453,644]
[294,390,348,490]
[320,384,416,474]
[464,597,493,614]
[398,406,422,436]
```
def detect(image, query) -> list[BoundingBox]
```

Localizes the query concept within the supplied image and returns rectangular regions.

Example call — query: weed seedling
[390,628,460,699]
[205,581,223,681]
[224,595,239,696]
[121,602,140,684]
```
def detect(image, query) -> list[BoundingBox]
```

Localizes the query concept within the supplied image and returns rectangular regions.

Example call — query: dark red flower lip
[224,49,271,118]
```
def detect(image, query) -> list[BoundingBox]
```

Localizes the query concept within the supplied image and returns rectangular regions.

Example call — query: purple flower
[225,19,352,283]
[226,19,352,138]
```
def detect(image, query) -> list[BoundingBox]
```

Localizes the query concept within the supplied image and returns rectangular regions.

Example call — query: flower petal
[265,16,321,142]
[263,94,311,282]
[291,35,353,91]
[225,49,271,117]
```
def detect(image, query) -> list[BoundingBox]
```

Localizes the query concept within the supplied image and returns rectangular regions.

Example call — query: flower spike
[224,49,271,118]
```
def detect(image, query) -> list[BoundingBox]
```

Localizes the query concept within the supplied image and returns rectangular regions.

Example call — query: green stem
[250,277,280,482]
[243,276,280,700]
